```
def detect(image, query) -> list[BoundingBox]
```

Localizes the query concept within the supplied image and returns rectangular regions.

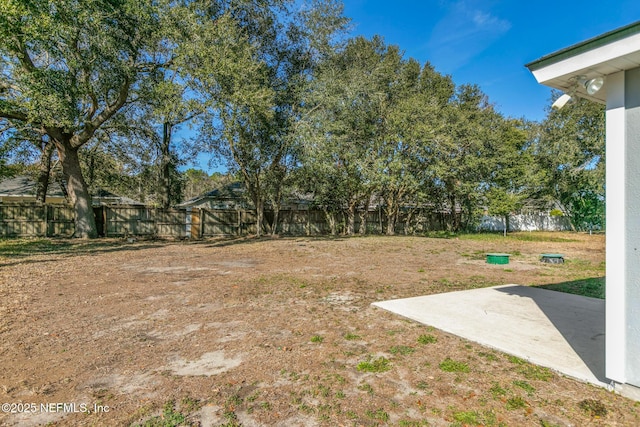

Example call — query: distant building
[0,175,144,206]
[0,175,67,204]
[178,182,249,209]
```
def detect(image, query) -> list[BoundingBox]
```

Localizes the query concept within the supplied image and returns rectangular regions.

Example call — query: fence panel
[47,205,74,237]
[105,206,155,237]
[201,209,240,236]
[156,209,187,238]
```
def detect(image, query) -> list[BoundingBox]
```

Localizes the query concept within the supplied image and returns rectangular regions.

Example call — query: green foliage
[310,335,324,343]
[533,94,605,231]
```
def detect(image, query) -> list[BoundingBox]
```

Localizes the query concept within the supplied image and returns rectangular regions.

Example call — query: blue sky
[342,0,640,122]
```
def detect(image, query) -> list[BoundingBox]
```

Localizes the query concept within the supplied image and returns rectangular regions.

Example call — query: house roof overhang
[525,21,640,104]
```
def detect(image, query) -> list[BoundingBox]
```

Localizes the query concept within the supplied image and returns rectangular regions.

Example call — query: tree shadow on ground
[496,282,606,383]
[534,277,605,299]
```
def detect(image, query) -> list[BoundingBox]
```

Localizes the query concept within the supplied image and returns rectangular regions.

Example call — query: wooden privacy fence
[0,203,571,238]
[0,203,74,237]
[0,204,259,238]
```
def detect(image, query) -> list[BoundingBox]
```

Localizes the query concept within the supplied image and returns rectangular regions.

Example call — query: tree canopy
[0,1,606,237]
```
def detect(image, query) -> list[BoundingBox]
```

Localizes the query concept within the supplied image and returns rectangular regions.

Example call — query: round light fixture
[585,77,604,95]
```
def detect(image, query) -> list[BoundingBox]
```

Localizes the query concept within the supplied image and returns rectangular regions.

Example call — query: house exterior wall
[606,67,640,388]
[624,67,640,386]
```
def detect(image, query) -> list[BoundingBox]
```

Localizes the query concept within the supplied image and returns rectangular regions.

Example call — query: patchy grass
[389,345,415,355]
[417,334,438,345]
[458,232,579,243]
[579,399,608,417]
[0,237,141,257]
[357,356,391,373]
[2,233,630,427]
[439,358,470,373]
[134,401,185,427]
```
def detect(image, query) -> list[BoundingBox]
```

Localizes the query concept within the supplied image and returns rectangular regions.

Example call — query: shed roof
[526,21,640,104]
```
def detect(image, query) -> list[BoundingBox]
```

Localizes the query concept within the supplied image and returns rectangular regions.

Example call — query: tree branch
[73,77,131,148]
[0,108,28,122]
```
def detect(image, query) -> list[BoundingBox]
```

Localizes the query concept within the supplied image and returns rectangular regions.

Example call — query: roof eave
[526,21,640,72]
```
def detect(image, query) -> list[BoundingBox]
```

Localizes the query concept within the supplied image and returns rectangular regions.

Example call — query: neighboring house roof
[0,175,66,200]
[0,175,144,205]
[92,189,145,206]
[178,182,248,208]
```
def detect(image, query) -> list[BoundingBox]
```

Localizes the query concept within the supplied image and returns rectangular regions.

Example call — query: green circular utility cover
[486,253,510,265]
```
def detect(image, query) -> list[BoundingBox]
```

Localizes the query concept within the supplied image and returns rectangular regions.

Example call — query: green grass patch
[452,410,480,424]
[518,364,553,381]
[489,382,507,399]
[397,420,429,426]
[417,334,437,344]
[365,408,390,422]
[450,409,499,427]
[343,332,361,340]
[134,401,185,427]
[458,232,577,243]
[389,345,415,355]
[357,356,391,373]
[506,396,528,410]
[579,399,608,417]
[439,358,470,373]
[513,380,535,395]
[536,277,605,299]
[310,335,324,343]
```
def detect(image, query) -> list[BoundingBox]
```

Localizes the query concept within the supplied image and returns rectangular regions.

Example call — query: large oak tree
[0,0,176,237]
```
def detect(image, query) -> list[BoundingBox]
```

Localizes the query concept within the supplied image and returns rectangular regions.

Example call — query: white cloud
[427,1,511,72]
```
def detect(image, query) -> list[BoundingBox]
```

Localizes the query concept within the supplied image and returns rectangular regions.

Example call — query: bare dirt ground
[0,232,637,426]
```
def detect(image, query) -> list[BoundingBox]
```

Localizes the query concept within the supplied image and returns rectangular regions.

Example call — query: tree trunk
[385,197,397,235]
[358,194,371,235]
[505,214,510,236]
[35,141,55,203]
[404,208,415,235]
[271,204,280,236]
[255,197,264,237]
[322,207,337,235]
[56,139,97,238]
[160,122,173,209]
[346,200,357,235]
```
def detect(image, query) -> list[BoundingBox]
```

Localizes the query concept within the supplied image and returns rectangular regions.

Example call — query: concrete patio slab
[373,285,607,387]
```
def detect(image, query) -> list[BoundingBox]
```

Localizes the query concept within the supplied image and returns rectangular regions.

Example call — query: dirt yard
[0,232,637,426]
